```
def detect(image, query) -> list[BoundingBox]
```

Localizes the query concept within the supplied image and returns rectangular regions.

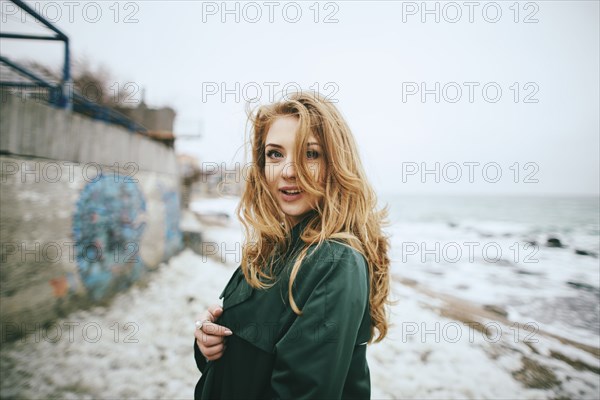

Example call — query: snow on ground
[1,220,598,399]
[387,220,600,349]
[0,249,235,400]
[370,281,599,399]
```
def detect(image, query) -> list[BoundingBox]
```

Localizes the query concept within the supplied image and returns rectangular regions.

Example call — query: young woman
[193,91,391,399]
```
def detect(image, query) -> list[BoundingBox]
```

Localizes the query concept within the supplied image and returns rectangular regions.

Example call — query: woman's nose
[282,158,296,180]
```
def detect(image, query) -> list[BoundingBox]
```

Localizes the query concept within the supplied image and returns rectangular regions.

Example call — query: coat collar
[289,211,316,239]
[272,212,316,273]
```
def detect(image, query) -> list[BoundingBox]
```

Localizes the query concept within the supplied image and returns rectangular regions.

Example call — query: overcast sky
[1,0,598,196]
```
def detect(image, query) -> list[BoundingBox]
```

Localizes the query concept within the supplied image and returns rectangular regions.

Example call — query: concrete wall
[0,94,183,342]
[0,93,178,174]
[115,103,176,132]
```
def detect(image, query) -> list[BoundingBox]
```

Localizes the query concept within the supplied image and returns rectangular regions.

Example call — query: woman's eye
[307,150,319,159]
[266,149,319,159]
[266,150,283,159]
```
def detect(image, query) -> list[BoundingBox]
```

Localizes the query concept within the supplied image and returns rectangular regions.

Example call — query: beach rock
[566,281,599,294]
[512,356,560,389]
[550,350,600,374]
[495,258,513,267]
[515,269,543,276]
[483,304,509,318]
[545,237,563,248]
[398,278,418,287]
[574,249,598,258]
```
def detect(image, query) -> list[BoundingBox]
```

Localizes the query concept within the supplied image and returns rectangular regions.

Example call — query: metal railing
[0,0,148,134]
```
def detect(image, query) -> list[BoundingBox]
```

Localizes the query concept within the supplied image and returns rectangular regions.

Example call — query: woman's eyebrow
[265,142,321,148]
[265,143,283,148]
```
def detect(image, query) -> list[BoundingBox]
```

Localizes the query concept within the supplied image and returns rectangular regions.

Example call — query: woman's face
[264,116,324,226]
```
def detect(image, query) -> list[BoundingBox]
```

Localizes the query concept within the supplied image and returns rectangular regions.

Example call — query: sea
[381,193,600,347]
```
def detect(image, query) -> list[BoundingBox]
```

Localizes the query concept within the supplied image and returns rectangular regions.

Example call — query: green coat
[194,217,371,399]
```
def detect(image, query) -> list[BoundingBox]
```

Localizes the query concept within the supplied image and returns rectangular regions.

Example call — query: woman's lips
[280,189,303,201]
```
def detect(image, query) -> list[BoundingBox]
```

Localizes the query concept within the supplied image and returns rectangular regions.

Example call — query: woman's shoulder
[291,239,369,310]
[303,239,368,279]
[306,238,366,259]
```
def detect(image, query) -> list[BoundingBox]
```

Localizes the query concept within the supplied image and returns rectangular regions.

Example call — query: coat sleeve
[193,266,241,374]
[270,244,369,399]
[193,338,208,373]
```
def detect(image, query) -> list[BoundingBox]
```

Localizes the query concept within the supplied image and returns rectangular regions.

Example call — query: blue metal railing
[0,0,71,108]
[0,0,147,134]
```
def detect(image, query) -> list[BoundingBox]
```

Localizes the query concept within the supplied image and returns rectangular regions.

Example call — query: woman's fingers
[196,333,220,348]
[202,342,225,358]
[207,304,224,321]
[194,304,233,361]
[201,320,233,336]
[204,348,225,361]
[195,327,229,361]
[195,328,227,347]
[196,335,223,353]
[194,320,233,340]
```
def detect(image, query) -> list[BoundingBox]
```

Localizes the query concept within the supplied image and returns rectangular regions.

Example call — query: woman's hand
[194,304,233,361]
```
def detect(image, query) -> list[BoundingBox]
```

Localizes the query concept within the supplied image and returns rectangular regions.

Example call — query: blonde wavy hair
[237,91,391,343]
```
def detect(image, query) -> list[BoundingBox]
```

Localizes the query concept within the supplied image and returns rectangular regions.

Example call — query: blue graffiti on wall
[72,175,146,301]
[158,182,183,261]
